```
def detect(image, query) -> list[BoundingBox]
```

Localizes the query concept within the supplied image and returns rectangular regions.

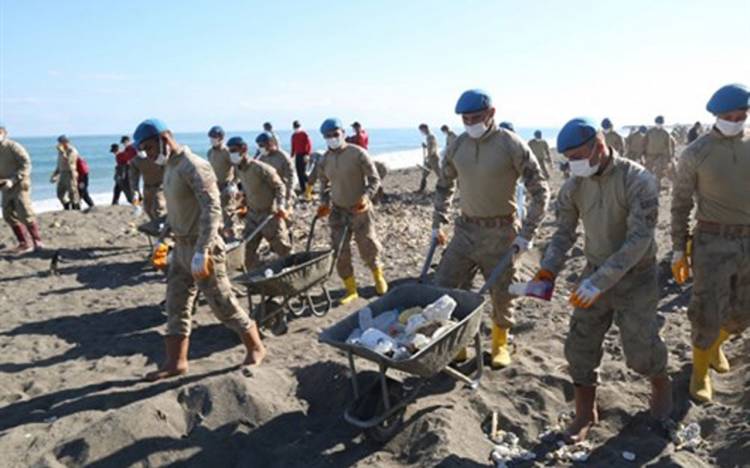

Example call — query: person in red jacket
[291,120,312,194]
[346,121,369,149]
[76,154,95,209]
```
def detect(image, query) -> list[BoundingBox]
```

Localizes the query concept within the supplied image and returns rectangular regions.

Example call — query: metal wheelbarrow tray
[319,283,486,442]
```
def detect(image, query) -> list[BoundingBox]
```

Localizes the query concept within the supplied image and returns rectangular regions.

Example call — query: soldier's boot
[340,276,359,305]
[25,221,44,250]
[146,335,189,381]
[564,385,598,443]
[239,323,267,367]
[304,184,313,201]
[490,324,511,369]
[649,374,673,421]
[72,203,81,210]
[690,345,713,403]
[63,202,71,210]
[372,267,388,295]
[710,329,731,373]
[10,224,33,254]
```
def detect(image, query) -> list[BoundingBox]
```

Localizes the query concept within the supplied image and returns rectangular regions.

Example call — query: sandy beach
[0,165,747,468]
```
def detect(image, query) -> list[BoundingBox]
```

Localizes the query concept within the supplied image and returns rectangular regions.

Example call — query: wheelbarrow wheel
[269,311,289,336]
[363,381,406,443]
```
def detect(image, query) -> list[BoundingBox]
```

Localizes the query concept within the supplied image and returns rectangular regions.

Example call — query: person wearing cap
[601,118,625,155]
[0,124,43,253]
[440,124,458,148]
[315,117,386,303]
[291,120,313,199]
[433,89,549,369]
[687,121,703,144]
[624,125,647,162]
[670,83,750,403]
[528,130,552,179]
[129,145,166,222]
[255,132,295,208]
[206,125,239,238]
[644,115,676,188]
[262,122,281,146]
[534,117,671,442]
[345,121,369,150]
[50,135,80,210]
[227,136,291,270]
[417,123,440,193]
[132,118,266,380]
[112,143,135,205]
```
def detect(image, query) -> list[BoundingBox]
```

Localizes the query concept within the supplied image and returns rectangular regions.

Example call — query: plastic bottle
[264,268,274,278]
[358,307,374,330]
[422,294,457,321]
[373,310,399,331]
[508,281,553,301]
[359,328,396,355]
[404,313,427,335]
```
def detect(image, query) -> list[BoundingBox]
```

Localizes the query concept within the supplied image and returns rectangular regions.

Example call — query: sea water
[10,126,560,214]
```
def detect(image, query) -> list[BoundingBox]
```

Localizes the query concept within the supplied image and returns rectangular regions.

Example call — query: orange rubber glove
[317,204,331,218]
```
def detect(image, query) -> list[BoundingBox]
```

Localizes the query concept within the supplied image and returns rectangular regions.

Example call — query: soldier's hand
[50,174,59,184]
[671,250,690,285]
[275,208,290,220]
[316,204,331,218]
[533,269,556,283]
[512,236,532,254]
[151,241,170,270]
[569,279,600,309]
[353,196,370,214]
[191,251,213,280]
[432,228,447,246]
[0,179,11,191]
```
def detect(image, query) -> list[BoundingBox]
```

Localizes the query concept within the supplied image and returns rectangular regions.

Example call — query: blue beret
[320,118,343,134]
[226,136,246,147]
[639,125,647,133]
[655,115,664,124]
[208,125,225,137]
[534,130,542,138]
[499,121,515,132]
[57,134,69,143]
[601,118,612,129]
[255,131,273,145]
[556,117,598,152]
[706,83,749,115]
[455,89,492,114]
[133,119,169,147]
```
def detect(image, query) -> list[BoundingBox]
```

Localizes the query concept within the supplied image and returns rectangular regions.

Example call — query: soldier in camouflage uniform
[51,135,80,210]
[207,125,239,238]
[0,124,43,253]
[601,118,625,155]
[644,115,676,188]
[534,117,671,443]
[432,89,549,369]
[129,151,166,222]
[133,119,266,381]
[670,83,750,403]
[417,123,441,193]
[226,136,291,271]
[528,130,552,179]
[624,125,647,162]
[256,132,295,208]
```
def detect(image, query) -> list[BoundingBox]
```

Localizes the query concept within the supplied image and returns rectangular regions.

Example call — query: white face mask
[258,147,269,157]
[155,138,168,165]
[603,128,612,134]
[655,124,663,129]
[326,136,344,149]
[715,118,745,137]
[210,137,221,147]
[229,153,243,165]
[569,159,599,178]
[137,150,147,159]
[465,122,488,139]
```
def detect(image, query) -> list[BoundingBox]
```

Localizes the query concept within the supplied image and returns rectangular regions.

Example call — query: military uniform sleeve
[318,155,331,205]
[540,179,579,275]
[512,141,550,240]
[180,160,222,253]
[427,135,439,156]
[543,141,551,161]
[669,135,676,158]
[670,144,700,251]
[588,167,659,291]
[433,140,459,229]
[257,162,286,211]
[129,162,141,193]
[359,151,380,200]
[10,142,31,184]
[280,153,295,202]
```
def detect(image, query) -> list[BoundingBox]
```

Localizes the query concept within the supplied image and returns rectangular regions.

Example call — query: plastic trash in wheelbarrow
[320,283,486,378]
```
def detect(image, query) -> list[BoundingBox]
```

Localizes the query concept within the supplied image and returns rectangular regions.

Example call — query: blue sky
[1,0,748,136]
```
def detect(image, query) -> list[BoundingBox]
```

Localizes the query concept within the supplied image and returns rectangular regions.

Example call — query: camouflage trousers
[435,218,517,328]
[537,158,550,179]
[219,183,239,238]
[166,240,253,336]
[243,210,292,271]
[57,171,79,206]
[419,155,441,189]
[2,182,36,225]
[143,185,166,222]
[565,261,668,386]
[689,230,750,349]
[645,153,673,185]
[330,206,382,279]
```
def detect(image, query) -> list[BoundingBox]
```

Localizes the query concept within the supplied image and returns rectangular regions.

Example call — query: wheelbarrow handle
[418,234,439,283]
[227,214,274,253]
[305,215,319,253]
[478,248,517,295]
[326,211,352,278]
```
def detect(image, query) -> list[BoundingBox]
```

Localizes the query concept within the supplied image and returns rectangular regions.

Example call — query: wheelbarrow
[319,249,516,442]
[234,214,348,335]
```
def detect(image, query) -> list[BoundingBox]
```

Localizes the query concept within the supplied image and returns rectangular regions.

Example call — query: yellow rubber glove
[151,242,170,270]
